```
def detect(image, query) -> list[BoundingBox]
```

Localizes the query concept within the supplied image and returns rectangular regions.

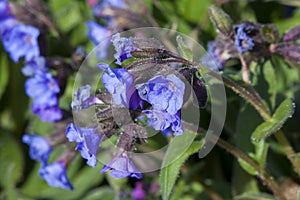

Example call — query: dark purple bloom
[111,33,136,65]
[2,23,40,62]
[234,24,255,53]
[22,56,46,76]
[100,153,142,179]
[86,21,111,59]
[137,74,185,115]
[143,109,183,135]
[98,63,142,109]
[39,162,73,190]
[132,182,146,200]
[0,0,11,20]
[66,123,102,167]
[71,85,102,112]
[22,134,52,166]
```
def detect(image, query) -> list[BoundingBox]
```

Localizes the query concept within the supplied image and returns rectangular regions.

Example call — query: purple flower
[25,72,59,107]
[137,74,185,115]
[98,63,142,109]
[22,134,52,166]
[132,182,145,200]
[71,85,102,112]
[31,102,63,122]
[201,41,226,71]
[0,0,11,20]
[39,162,73,190]
[111,33,136,65]
[143,110,183,136]
[86,21,111,59]
[93,0,125,17]
[22,56,46,76]
[2,23,40,62]
[25,71,62,122]
[234,24,255,53]
[66,123,102,167]
[0,17,17,38]
[100,153,142,179]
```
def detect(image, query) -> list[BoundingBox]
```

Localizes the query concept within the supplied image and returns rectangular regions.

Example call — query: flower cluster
[0,0,62,122]
[22,134,73,190]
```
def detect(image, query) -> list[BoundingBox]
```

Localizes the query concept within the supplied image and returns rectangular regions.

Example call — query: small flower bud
[208,5,233,37]
[282,24,300,42]
[274,43,300,63]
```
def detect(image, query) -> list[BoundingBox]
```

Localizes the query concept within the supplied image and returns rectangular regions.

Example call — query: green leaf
[0,133,24,199]
[250,140,269,170]
[234,192,276,200]
[159,130,202,200]
[251,99,295,141]
[0,53,9,99]
[237,158,258,176]
[176,35,193,61]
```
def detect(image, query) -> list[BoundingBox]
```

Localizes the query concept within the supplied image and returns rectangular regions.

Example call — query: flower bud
[282,24,300,42]
[208,5,233,37]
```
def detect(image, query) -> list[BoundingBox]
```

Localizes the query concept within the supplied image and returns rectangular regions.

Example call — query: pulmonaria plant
[64,33,208,182]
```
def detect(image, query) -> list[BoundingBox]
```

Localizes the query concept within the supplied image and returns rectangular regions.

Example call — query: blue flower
[66,123,103,167]
[0,17,16,38]
[143,109,183,136]
[22,134,52,166]
[111,33,136,65]
[137,74,185,115]
[39,162,73,190]
[2,23,40,62]
[25,71,62,122]
[98,63,142,109]
[100,153,142,179]
[25,72,59,107]
[71,85,102,112]
[0,0,11,20]
[93,0,125,17]
[200,41,226,71]
[86,21,111,59]
[234,24,255,53]
[22,56,46,76]
[31,102,63,122]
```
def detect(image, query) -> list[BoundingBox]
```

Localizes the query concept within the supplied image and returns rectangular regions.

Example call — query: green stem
[182,122,287,200]
[275,130,300,175]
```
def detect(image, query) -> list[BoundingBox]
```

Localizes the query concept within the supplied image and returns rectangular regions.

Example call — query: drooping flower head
[22,134,52,166]
[100,152,142,179]
[86,21,111,59]
[234,23,255,53]
[2,23,40,62]
[98,63,142,109]
[39,161,73,190]
[66,123,102,167]
[31,103,63,122]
